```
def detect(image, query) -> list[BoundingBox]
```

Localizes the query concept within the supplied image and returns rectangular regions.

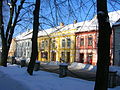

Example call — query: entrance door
[79,53,84,63]
[67,52,70,63]
[51,51,56,61]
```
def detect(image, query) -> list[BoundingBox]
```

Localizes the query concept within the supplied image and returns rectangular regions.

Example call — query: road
[39,64,96,81]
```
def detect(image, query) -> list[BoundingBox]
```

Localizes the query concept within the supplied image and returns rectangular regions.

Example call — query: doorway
[79,53,84,63]
[67,52,70,63]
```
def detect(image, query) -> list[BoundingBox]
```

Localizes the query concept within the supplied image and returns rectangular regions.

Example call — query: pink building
[75,30,98,65]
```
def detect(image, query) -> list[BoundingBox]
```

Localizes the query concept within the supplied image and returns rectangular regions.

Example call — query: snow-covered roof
[113,19,120,26]
[15,29,33,40]
[76,10,120,32]
[38,27,57,37]
[15,10,120,40]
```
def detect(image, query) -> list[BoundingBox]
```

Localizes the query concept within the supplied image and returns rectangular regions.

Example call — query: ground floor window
[41,52,48,59]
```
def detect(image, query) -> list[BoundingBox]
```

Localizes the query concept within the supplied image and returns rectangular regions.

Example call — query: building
[76,30,98,65]
[113,19,120,66]
[38,28,54,62]
[14,10,120,66]
[0,47,1,62]
[49,22,77,63]
[38,21,79,63]
[15,30,32,59]
[8,38,16,57]
[75,10,120,65]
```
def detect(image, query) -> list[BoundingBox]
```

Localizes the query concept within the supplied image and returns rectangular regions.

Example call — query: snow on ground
[69,62,120,76]
[47,62,120,76]
[0,64,120,90]
[69,62,97,72]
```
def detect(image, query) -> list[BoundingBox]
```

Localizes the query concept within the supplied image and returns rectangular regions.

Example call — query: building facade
[113,20,120,66]
[38,22,78,63]
[75,30,98,65]
[8,38,16,57]
[15,30,32,59]
[14,10,120,66]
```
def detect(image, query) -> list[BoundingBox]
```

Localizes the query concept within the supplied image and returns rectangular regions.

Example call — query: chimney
[74,20,77,24]
[60,22,64,26]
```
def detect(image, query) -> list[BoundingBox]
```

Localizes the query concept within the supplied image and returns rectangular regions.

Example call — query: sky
[0,63,120,90]
[1,0,120,37]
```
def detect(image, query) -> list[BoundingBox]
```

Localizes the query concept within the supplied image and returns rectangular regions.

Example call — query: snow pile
[69,62,97,72]
[69,62,120,76]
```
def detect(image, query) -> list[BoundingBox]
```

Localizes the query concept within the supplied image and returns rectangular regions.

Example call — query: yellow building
[38,22,78,63]
[37,28,56,62]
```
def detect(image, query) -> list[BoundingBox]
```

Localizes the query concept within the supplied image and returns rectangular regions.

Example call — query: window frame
[80,37,84,46]
[88,35,93,46]
[62,39,65,48]
[67,38,71,48]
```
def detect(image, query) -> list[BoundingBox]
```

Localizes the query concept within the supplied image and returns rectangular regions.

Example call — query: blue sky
[13,0,120,36]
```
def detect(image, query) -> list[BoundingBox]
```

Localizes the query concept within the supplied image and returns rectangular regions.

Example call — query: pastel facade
[14,10,120,66]
[8,38,16,57]
[49,25,77,63]
[38,24,78,63]
[15,30,32,59]
[75,30,98,65]
[113,20,120,66]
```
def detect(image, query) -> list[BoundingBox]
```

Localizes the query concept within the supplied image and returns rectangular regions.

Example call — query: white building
[113,19,120,66]
[15,30,32,59]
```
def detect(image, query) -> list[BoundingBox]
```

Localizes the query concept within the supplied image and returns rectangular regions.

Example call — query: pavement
[39,64,96,81]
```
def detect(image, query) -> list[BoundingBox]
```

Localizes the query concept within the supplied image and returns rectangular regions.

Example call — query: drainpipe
[49,38,51,62]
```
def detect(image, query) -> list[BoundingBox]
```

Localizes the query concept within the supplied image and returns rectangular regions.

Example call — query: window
[28,42,30,46]
[45,40,48,47]
[88,36,93,46]
[62,39,65,48]
[41,52,48,59]
[80,37,84,46]
[67,38,71,47]
[41,41,44,48]
[61,52,65,61]
[52,40,56,48]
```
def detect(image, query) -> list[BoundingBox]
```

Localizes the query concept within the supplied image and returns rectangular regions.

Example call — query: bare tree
[0,0,25,66]
[94,0,112,90]
[27,0,40,75]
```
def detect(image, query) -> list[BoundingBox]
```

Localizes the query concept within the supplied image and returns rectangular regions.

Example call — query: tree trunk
[94,0,112,90]
[0,0,7,66]
[27,0,40,75]
[0,0,25,67]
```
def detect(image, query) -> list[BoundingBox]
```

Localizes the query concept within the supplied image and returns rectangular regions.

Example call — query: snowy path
[0,71,30,90]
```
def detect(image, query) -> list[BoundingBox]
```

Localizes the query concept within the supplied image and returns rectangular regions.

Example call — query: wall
[113,25,120,66]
